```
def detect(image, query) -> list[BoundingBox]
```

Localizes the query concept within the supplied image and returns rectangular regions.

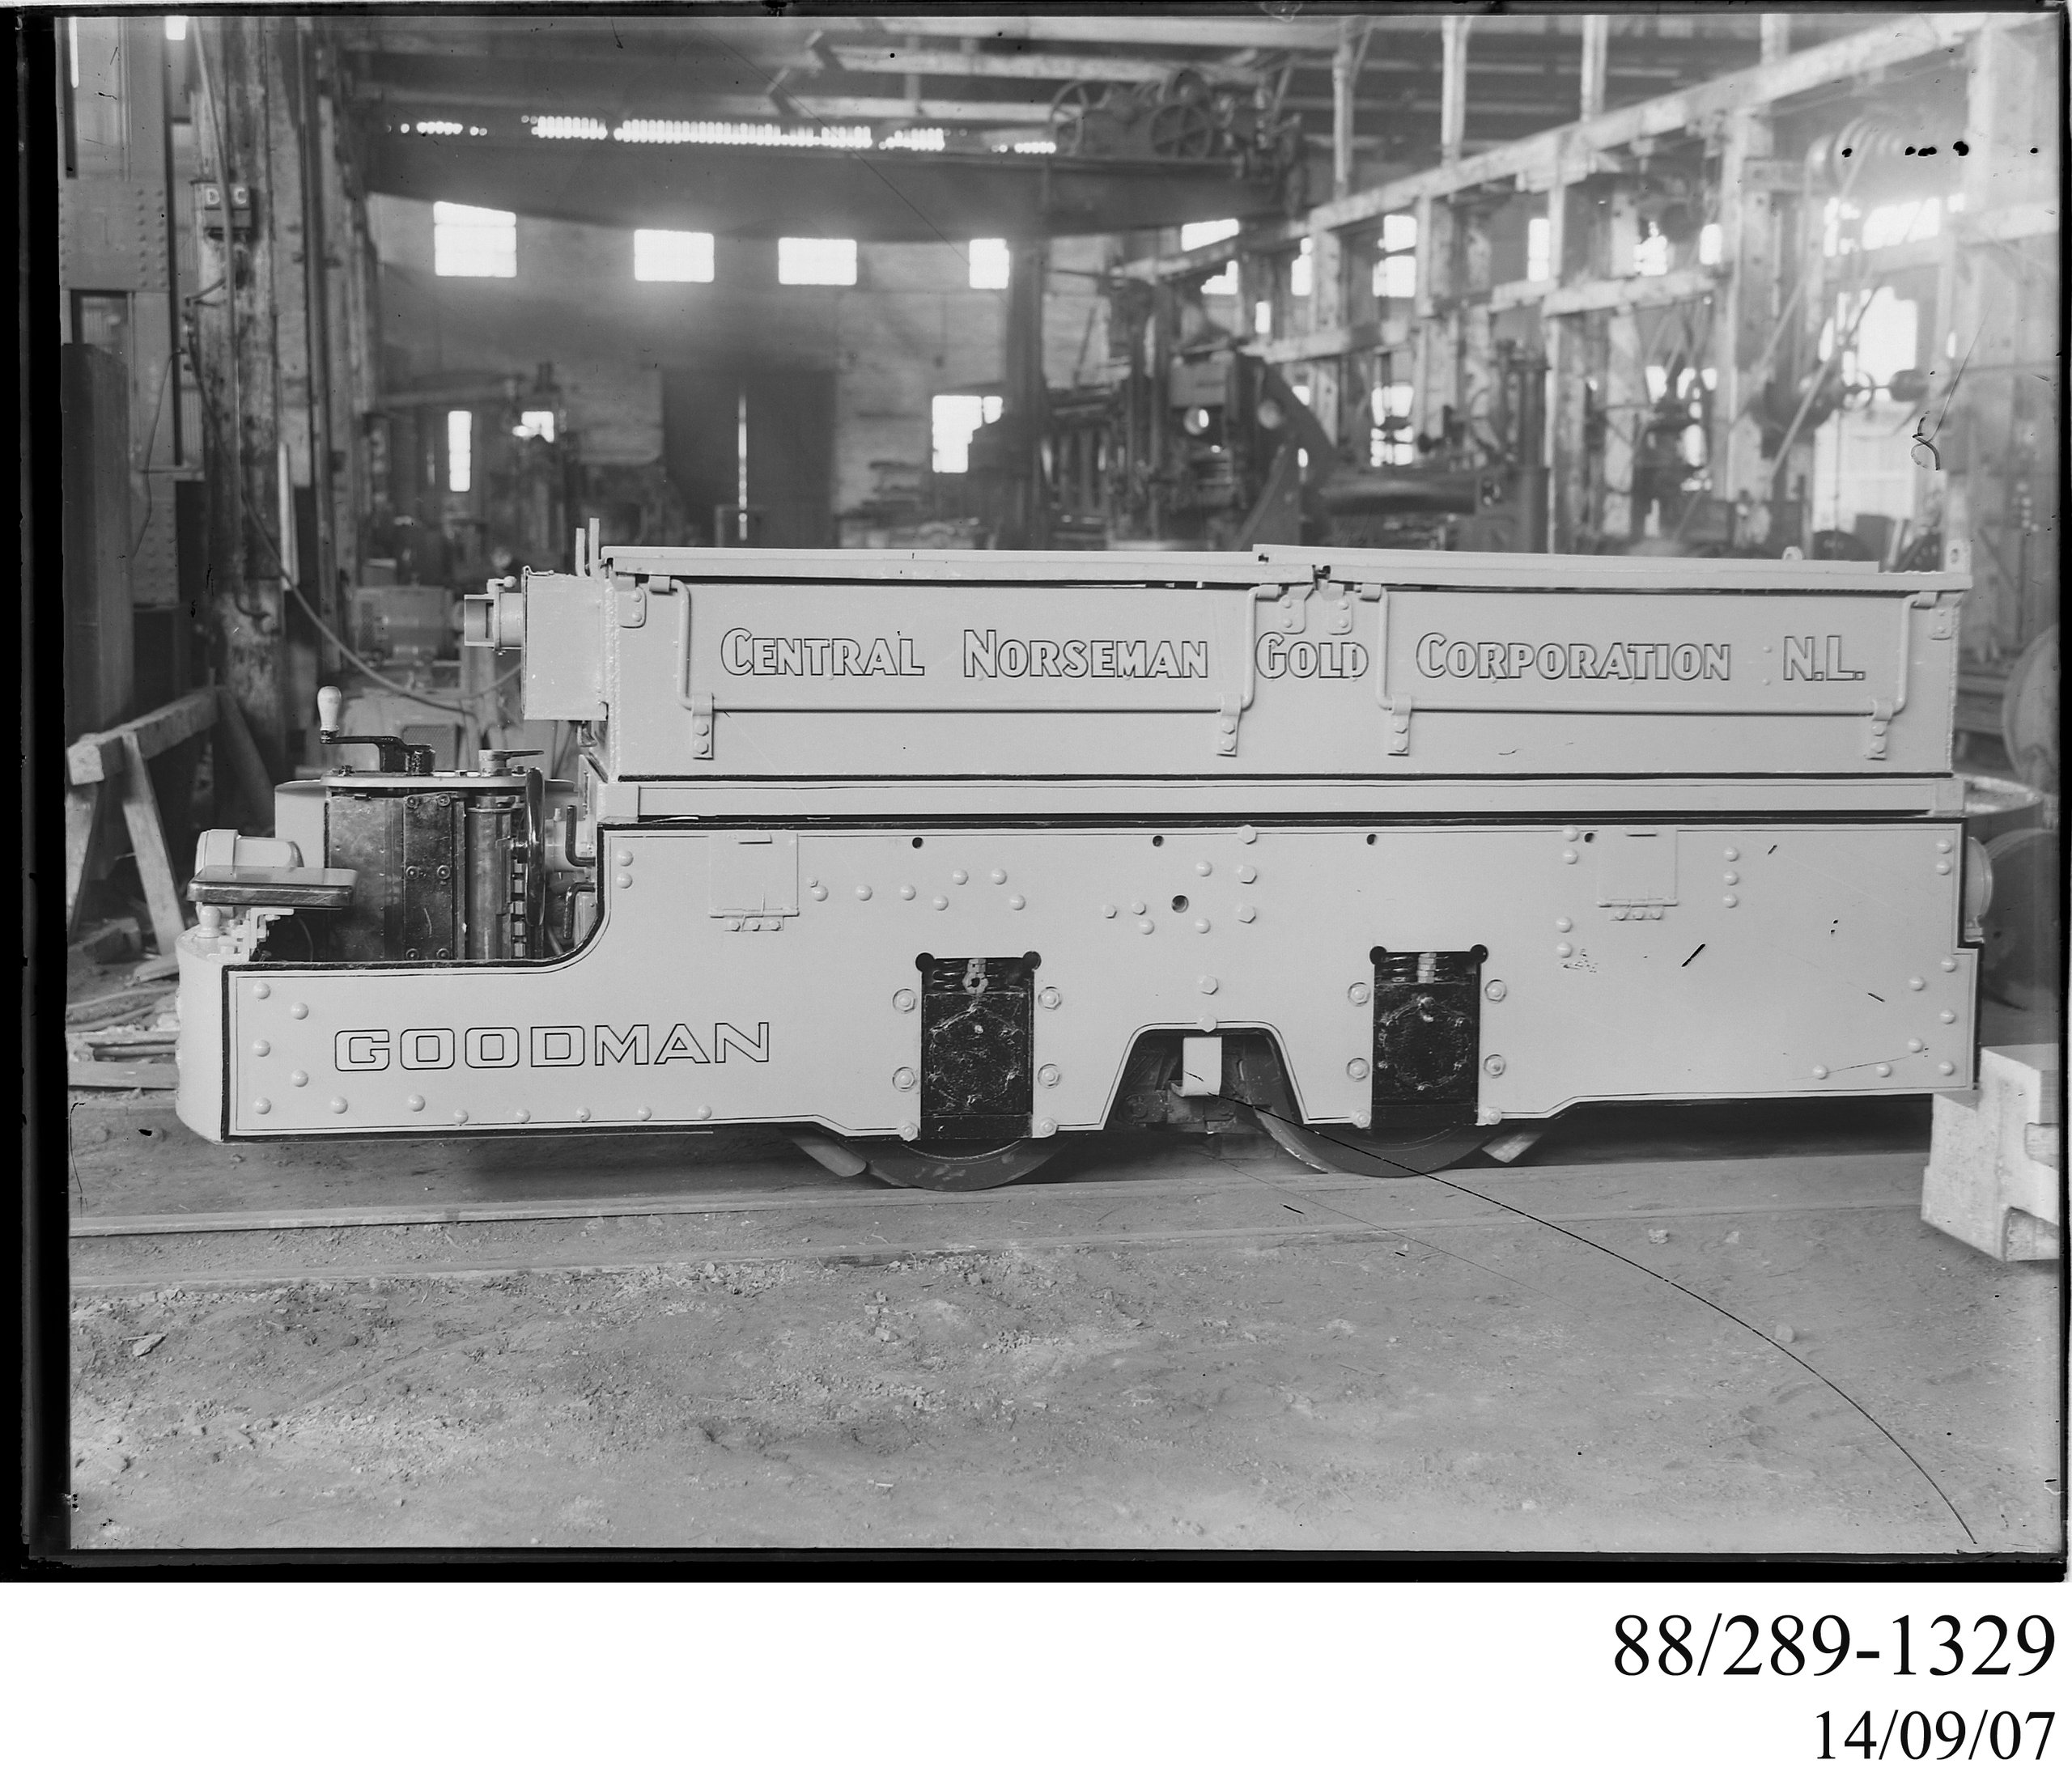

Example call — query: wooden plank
[69,1060,180,1092]
[66,686,220,786]
[117,731,188,954]
[65,783,104,938]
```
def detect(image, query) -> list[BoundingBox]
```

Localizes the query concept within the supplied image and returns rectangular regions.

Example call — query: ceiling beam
[830,47,1259,85]
[363,87,1060,128]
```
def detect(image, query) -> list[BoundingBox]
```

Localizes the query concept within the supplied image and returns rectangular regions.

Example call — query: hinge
[1927,603,1957,640]
[1319,585,1354,634]
[690,692,715,758]
[1258,582,1306,634]
[614,574,647,629]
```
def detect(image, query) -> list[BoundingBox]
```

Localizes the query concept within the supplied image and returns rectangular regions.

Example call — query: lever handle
[316,685,344,735]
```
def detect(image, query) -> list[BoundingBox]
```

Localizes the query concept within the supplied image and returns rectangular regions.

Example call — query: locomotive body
[176,545,1981,1186]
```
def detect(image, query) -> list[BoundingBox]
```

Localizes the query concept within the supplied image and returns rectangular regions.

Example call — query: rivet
[1101,903,1117,918]
[1934,860,1951,875]
[1194,918,1210,932]
[1938,1009,1955,1024]
[615,873,633,889]
[1723,894,1739,908]
[1347,1058,1369,1080]
[1613,908,1630,922]
[894,1067,917,1091]
[952,870,969,885]
[575,1107,590,1122]
[1723,871,1739,885]
[1875,1063,1892,1078]
[898,884,916,900]
[405,1093,425,1111]
[1908,976,1926,990]
[1238,825,1258,844]
[1937,1062,1955,1076]
[1561,849,1578,864]
[1034,1117,1058,1138]
[898,1122,919,1142]
[1723,847,1740,862]
[1562,827,1580,842]
[855,884,872,901]
[1237,864,1258,884]
[1008,893,1026,910]
[1195,860,1212,876]
[1197,1015,1216,1033]
[1038,1064,1061,1088]
[894,989,917,1012]
[810,885,828,901]
[635,1106,652,1122]
[1555,917,1573,932]
[1936,839,1954,854]
[1219,716,1238,734]
[515,1109,530,1123]
[1237,905,1257,923]
[990,868,1007,884]
[724,918,742,931]
[1907,1039,1925,1052]
[1038,987,1061,1009]
[1138,918,1154,934]
[252,983,270,1000]
[1811,1066,1829,1079]
[1348,983,1370,1005]
[290,1003,308,1020]
[694,1106,711,1122]
[1484,1055,1505,1077]
[1129,900,1147,915]
[252,1097,271,1114]
[616,850,635,866]
[330,1096,348,1113]
[932,896,949,910]
[1485,980,1507,1002]
[1198,976,1218,994]
[806,879,821,890]
[252,1039,270,1057]
[1556,943,1573,958]
[1939,958,1956,972]
[454,1110,469,1125]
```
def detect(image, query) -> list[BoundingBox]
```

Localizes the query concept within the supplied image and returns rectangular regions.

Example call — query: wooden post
[1439,17,1470,167]
[1599,183,1644,542]
[1579,15,1609,122]
[1411,195,1459,451]
[1310,227,1346,447]
[1331,19,1360,201]
[1458,200,1496,461]
[117,731,188,952]
[1760,15,1791,63]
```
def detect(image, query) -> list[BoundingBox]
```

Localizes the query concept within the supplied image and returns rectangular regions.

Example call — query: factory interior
[45,9,2061,1558]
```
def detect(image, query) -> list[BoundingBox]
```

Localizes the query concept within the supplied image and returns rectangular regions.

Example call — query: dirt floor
[66,1114,2061,1554]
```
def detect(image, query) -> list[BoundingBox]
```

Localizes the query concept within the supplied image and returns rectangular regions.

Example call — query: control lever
[477,748,542,776]
[316,685,435,775]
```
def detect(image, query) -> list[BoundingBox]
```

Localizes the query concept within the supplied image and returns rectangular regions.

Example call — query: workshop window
[968,238,1010,290]
[931,393,1002,475]
[1698,223,1722,265]
[447,409,472,493]
[1253,300,1272,337]
[1634,226,1671,278]
[778,237,857,286]
[1202,262,1238,296]
[634,229,714,282]
[1289,237,1313,298]
[1526,216,1552,282]
[1370,381,1415,468]
[1374,253,1416,300]
[513,410,555,443]
[433,202,516,278]
[1182,219,1240,297]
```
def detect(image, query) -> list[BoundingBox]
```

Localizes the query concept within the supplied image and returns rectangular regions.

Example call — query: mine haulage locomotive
[177,543,1984,1190]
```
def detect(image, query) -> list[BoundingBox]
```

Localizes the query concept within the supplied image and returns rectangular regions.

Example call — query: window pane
[932,393,987,474]
[1380,213,1416,254]
[1180,218,1238,250]
[447,409,472,493]
[968,238,1010,290]
[634,229,714,282]
[433,202,516,278]
[1289,238,1312,298]
[778,237,857,286]
[1374,256,1416,299]
[1202,260,1238,296]
[1526,216,1552,282]
[514,410,555,442]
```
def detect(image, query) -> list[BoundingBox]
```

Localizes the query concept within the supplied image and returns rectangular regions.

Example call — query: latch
[1382,691,1412,755]
[1318,584,1354,635]
[1926,602,1957,641]
[1259,582,1306,634]
[1596,829,1679,921]
[689,691,715,758]
[614,574,647,629]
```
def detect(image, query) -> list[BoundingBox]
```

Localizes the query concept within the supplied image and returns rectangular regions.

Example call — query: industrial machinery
[178,542,1984,1192]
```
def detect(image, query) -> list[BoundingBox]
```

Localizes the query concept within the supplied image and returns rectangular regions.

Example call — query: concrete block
[1921,1043,2061,1262]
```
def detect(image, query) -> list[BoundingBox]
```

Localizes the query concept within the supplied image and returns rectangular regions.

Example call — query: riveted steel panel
[197,820,1976,1143]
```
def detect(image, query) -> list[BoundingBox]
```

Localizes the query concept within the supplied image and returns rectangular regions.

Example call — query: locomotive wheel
[849,1136,1069,1192]
[1251,1108,1488,1179]
[1149,100,1217,160]
[1980,827,2063,1009]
